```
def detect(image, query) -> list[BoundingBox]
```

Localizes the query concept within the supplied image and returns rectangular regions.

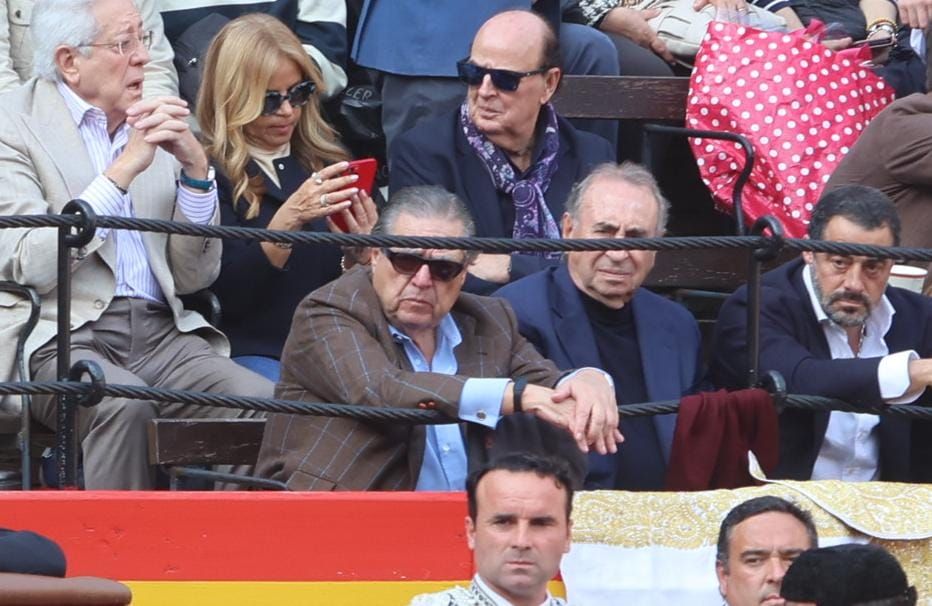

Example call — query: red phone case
[331,158,378,232]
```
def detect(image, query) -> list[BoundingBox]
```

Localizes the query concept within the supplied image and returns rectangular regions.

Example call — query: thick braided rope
[4,213,932,261]
[2,382,930,421]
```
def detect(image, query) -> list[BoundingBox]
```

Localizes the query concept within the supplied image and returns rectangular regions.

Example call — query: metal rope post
[56,200,96,488]
[747,216,784,388]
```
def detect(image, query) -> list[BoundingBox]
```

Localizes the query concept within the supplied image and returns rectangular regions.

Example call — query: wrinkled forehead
[470,13,546,68]
[93,0,143,33]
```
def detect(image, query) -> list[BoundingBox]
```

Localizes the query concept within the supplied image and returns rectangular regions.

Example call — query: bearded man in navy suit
[496,162,702,490]
[712,185,932,483]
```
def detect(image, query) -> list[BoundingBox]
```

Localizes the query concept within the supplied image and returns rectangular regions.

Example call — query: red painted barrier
[1,492,474,582]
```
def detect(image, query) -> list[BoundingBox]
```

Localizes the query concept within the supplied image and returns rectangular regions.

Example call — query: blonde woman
[199,13,376,381]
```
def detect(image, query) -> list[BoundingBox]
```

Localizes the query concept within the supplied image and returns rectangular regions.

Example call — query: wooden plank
[646,248,797,291]
[148,418,266,466]
[553,75,690,121]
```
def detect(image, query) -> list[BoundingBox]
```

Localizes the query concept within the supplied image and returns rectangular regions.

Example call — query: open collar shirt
[802,265,918,481]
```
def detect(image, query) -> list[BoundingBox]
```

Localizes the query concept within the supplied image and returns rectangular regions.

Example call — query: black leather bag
[172,13,230,105]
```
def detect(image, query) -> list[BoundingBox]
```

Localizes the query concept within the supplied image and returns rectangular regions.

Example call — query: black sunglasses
[456,59,549,92]
[382,249,467,282]
[261,80,316,115]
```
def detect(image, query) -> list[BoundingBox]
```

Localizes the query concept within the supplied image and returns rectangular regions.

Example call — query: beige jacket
[0,78,224,413]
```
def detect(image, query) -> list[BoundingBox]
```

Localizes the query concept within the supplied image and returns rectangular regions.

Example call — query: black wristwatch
[512,377,528,413]
[179,166,216,191]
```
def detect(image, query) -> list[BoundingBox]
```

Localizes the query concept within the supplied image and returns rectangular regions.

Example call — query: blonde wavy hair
[197,13,349,220]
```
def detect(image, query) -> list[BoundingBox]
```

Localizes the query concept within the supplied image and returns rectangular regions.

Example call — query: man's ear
[715,561,729,599]
[563,518,572,554]
[465,515,476,551]
[55,46,81,87]
[541,67,561,104]
[561,212,574,239]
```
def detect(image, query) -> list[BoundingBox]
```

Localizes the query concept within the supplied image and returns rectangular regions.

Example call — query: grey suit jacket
[256,267,564,491]
[0,77,224,413]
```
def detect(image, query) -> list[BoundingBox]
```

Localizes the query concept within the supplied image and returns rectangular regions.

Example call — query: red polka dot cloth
[687,22,895,237]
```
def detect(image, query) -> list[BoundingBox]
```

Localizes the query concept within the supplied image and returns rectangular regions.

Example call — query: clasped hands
[516,369,624,455]
[107,96,207,189]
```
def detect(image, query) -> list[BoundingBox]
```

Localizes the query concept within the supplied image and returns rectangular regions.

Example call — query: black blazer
[710,258,932,482]
[211,156,342,359]
[388,107,615,289]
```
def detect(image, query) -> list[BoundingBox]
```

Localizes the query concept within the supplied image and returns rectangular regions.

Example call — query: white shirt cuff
[176,184,218,224]
[459,378,509,428]
[879,350,920,404]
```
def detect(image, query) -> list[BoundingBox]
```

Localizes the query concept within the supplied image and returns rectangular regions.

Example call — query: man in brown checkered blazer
[256,186,621,490]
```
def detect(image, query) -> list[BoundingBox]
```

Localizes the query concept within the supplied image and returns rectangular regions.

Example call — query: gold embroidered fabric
[571,482,931,598]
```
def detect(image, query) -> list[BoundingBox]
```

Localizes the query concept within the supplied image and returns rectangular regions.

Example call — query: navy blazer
[711,258,932,482]
[389,107,615,289]
[211,156,342,359]
[352,0,563,77]
[495,264,703,488]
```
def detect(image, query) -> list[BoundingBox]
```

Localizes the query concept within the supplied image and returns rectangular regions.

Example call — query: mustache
[826,290,871,308]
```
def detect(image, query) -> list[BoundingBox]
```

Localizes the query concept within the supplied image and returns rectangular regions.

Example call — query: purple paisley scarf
[460,101,561,258]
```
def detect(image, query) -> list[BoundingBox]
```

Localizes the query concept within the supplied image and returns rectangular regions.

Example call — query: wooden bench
[553,75,690,121]
[147,418,266,467]
[147,418,282,490]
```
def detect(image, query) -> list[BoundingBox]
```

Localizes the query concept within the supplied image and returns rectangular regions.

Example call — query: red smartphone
[331,158,378,232]
[345,157,378,195]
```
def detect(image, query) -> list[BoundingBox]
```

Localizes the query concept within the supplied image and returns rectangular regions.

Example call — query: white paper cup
[888,264,927,293]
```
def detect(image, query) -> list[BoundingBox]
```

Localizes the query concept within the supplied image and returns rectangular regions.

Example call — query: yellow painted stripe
[125,580,566,605]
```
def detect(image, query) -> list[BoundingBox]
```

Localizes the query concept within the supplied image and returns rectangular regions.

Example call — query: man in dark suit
[389,10,615,292]
[711,185,932,482]
[256,186,621,491]
[496,163,703,490]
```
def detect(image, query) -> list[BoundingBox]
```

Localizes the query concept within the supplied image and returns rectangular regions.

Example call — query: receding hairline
[472,468,571,520]
[727,511,814,550]
[471,10,550,62]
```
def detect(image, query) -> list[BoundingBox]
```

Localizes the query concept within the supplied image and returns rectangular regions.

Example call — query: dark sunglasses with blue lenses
[382,249,467,282]
[261,80,316,115]
[456,59,549,92]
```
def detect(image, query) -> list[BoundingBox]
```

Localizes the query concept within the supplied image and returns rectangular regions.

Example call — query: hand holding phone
[332,158,377,232]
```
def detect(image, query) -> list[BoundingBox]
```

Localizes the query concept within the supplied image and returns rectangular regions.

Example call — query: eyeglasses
[80,30,153,56]
[261,80,316,115]
[456,59,549,92]
[382,249,467,282]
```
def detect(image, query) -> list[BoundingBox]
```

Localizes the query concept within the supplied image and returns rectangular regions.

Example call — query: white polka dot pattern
[686,22,895,237]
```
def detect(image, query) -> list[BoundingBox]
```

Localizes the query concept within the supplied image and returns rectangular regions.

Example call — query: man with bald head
[390,10,615,293]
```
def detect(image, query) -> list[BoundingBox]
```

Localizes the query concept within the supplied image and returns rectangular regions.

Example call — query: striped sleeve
[79,175,129,240]
[175,184,218,224]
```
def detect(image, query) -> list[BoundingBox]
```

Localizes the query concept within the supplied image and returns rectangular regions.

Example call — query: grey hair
[564,162,669,235]
[374,185,478,258]
[32,0,102,81]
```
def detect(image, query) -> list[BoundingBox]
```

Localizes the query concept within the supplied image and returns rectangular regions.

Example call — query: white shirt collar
[56,80,128,139]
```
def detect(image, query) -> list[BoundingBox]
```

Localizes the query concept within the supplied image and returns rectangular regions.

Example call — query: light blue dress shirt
[388,315,508,491]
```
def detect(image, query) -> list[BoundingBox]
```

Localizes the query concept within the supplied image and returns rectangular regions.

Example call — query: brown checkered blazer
[255,267,563,490]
